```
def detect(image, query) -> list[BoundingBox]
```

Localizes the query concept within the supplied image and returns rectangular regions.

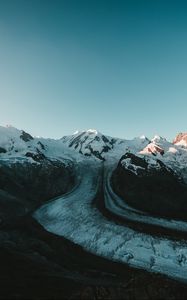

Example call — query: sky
[0,0,187,140]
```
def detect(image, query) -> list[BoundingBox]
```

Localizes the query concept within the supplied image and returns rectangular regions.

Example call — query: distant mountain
[0,125,46,161]
[173,132,187,146]
[0,126,187,177]
[61,129,150,160]
[139,135,169,156]
[61,129,116,160]
[0,126,152,162]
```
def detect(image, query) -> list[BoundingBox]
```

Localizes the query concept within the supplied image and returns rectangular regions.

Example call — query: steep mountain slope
[61,129,150,160]
[0,126,76,222]
[111,152,187,220]
[173,132,187,146]
[110,132,187,223]
[0,125,83,163]
[139,133,187,178]
[0,125,46,162]
[139,135,171,156]
[61,129,117,160]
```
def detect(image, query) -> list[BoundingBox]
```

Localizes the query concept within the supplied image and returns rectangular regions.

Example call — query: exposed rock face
[0,147,6,154]
[0,159,75,221]
[20,130,34,142]
[25,150,46,162]
[139,136,166,156]
[37,141,45,150]
[61,130,116,160]
[141,143,165,156]
[173,132,187,145]
[112,153,187,220]
[61,130,151,160]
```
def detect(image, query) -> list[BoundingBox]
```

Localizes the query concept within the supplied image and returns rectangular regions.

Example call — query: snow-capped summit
[173,132,187,147]
[61,129,152,160]
[0,125,46,162]
[139,135,147,140]
[61,129,116,160]
[151,135,166,144]
[0,126,32,151]
[139,135,169,156]
[73,130,80,135]
[0,125,187,177]
[86,129,98,134]
[139,143,165,156]
[73,129,98,136]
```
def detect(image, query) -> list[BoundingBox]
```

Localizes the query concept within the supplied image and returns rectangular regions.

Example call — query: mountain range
[0,125,187,181]
[1,125,187,299]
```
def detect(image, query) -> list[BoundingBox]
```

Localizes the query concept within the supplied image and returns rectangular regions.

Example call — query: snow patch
[121,158,145,175]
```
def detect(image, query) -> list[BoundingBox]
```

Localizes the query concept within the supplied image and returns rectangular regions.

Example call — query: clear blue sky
[0,0,187,140]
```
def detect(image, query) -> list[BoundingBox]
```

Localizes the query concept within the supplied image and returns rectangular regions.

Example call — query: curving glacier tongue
[34,159,187,283]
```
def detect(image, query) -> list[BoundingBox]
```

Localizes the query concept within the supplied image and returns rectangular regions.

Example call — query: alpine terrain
[1,125,187,299]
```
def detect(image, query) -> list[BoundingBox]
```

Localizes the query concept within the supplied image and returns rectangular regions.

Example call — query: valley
[0,126,187,299]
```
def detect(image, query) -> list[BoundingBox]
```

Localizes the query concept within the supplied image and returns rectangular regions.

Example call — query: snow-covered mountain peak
[72,129,99,136]
[139,135,147,140]
[73,130,80,135]
[173,132,187,146]
[0,125,21,134]
[0,125,187,175]
[86,129,98,135]
[139,142,165,156]
[151,135,166,144]
[138,135,169,156]
[139,135,167,156]
[0,125,31,143]
[0,125,47,161]
[61,129,117,160]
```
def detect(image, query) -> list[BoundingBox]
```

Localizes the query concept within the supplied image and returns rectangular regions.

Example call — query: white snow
[1,125,187,282]
[87,129,98,134]
[121,158,145,175]
[34,160,187,283]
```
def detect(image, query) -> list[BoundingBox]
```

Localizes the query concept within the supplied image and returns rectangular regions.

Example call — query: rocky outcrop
[0,158,75,221]
[112,153,187,220]
[0,147,6,154]
[25,150,46,162]
[20,130,34,142]
[139,142,165,156]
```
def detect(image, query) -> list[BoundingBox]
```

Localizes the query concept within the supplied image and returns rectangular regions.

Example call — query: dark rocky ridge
[0,147,6,153]
[111,153,187,221]
[20,130,34,142]
[0,158,74,222]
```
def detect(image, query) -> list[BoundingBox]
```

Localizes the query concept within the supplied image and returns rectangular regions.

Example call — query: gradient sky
[0,0,187,140]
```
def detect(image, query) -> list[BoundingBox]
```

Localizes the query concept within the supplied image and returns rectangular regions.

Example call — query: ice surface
[34,160,187,283]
